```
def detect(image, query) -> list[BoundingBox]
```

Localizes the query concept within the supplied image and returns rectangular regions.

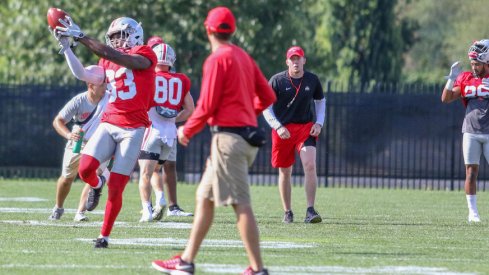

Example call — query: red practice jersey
[153,71,191,111]
[456,71,489,99]
[99,45,157,128]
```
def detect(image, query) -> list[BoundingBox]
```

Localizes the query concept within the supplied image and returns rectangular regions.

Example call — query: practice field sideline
[0,180,488,274]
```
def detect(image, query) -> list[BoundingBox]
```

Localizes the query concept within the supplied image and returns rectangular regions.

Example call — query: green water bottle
[72,125,85,153]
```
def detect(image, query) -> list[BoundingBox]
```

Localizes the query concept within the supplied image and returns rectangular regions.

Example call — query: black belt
[209,125,267,147]
[210,126,249,134]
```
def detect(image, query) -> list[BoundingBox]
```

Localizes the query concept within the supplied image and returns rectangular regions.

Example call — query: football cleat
[167,205,193,217]
[86,175,105,211]
[74,211,89,222]
[139,205,154,223]
[242,266,269,275]
[304,207,322,224]
[94,238,109,248]
[152,255,194,274]
[468,213,481,223]
[282,210,293,223]
[48,207,64,220]
[152,204,167,221]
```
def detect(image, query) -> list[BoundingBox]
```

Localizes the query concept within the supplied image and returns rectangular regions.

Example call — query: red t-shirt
[183,44,276,138]
[153,71,191,110]
[99,45,157,128]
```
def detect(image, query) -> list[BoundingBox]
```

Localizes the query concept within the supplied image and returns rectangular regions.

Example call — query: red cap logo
[286,46,305,59]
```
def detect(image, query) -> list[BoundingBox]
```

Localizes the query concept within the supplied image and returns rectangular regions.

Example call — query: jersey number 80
[154,76,183,106]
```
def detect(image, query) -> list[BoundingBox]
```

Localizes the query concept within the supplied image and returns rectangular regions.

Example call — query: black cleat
[86,175,105,211]
[304,207,322,223]
[93,237,108,248]
[283,210,294,223]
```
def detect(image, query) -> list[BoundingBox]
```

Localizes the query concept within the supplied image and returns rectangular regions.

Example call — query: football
[47,7,69,30]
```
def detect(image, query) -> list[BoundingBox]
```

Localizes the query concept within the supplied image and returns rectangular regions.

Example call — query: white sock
[93,177,103,189]
[466,195,478,215]
[142,201,152,213]
[155,191,166,206]
[98,235,109,242]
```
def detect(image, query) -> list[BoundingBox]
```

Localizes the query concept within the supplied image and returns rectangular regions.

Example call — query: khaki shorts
[62,141,108,178]
[197,132,258,207]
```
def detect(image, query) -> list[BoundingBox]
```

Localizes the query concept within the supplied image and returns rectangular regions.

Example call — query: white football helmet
[105,17,144,49]
[153,43,176,67]
[468,39,489,64]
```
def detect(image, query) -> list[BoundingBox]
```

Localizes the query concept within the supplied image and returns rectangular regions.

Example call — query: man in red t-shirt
[151,6,276,275]
[441,39,489,223]
[56,16,157,248]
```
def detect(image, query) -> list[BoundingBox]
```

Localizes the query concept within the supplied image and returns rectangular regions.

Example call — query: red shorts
[271,122,314,168]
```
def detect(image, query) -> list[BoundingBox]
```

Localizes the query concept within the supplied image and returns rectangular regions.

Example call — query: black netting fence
[0,81,482,191]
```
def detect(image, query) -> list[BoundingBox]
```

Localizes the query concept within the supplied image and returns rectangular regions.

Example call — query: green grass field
[1,179,488,274]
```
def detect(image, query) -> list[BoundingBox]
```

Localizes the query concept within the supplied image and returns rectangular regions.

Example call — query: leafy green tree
[312,0,415,85]
[0,0,315,84]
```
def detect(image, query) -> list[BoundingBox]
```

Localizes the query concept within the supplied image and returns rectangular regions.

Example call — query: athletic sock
[155,191,166,206]
[466,195,479,215]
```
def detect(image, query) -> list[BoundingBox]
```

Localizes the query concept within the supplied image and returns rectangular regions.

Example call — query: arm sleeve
[263,104,282,130]
[63,48,103,84]
[314,98,326,126]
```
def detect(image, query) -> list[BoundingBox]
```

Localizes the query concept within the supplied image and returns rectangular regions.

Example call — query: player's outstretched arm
[56,16,151,70]
[78,36,151,70]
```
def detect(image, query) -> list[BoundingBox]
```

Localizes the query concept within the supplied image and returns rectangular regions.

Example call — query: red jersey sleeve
[252,60,276,114]
[183,56,225,138]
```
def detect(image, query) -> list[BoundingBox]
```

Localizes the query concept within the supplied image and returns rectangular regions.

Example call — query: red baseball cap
[148,36,164,48]
[286,46,305,59]
[205,6,236,34]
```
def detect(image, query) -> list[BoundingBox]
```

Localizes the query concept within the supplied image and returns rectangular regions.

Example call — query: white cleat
[167,205,193,217]
[152,205,166,221]
[139,205,153,222]
[468,213,481,223]
[74,211,89,222]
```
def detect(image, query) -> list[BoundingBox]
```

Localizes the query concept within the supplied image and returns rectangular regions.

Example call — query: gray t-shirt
[58,91,109,141]
[462,98,489,134]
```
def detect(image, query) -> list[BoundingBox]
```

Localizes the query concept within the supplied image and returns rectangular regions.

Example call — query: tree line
[1,0,488,86]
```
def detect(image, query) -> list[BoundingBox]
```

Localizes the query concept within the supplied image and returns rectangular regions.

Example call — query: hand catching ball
[47,7,69,32]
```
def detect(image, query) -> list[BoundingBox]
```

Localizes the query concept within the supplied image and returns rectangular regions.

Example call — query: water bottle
[72,125,85,153]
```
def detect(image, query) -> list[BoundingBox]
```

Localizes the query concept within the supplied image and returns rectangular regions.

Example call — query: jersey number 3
[106,68,137,103]
[154,76,182,105]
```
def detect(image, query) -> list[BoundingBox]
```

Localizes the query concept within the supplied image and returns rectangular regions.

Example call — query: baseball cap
[286,46,305,59]
[148,36,164,48]
[204,6,236,34]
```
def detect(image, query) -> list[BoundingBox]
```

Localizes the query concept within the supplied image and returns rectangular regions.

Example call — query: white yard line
[0,207,104,214]
[0,197,47,202]
[75,237,317,249]
[0,263,476,274]
[0,220,192,229]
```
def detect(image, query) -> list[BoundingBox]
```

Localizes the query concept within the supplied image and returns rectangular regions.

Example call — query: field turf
[0,179,488,274]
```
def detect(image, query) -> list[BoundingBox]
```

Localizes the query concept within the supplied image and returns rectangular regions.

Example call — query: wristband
[445,79,454,91]
[66,133,71,140]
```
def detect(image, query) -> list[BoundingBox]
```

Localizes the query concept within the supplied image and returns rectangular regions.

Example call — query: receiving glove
[446,61,462,81]
[56,16,84,40]
[49,27,77,55]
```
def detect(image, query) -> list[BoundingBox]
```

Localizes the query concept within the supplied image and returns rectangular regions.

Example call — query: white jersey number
[464,85,489,98]
[106,68,137,103]
[154,76,182,106]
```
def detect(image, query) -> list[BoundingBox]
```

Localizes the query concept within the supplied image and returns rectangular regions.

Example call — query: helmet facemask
[105,17,144,49]
[468,40,489,64]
